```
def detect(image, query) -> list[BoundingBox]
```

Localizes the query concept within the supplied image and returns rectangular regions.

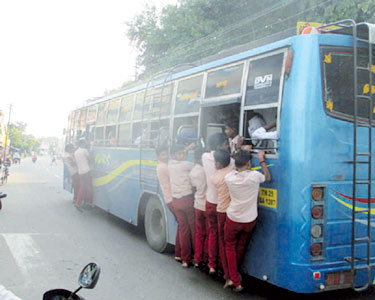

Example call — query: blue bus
[64,20,375,293]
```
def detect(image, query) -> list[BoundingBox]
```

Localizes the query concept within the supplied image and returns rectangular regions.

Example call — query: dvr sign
[254,74,273,89]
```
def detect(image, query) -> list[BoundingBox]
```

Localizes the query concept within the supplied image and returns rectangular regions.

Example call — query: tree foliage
[126,0,375,77]
[9,122,41,154]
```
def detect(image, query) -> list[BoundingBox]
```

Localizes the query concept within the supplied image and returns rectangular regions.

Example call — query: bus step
[357,152,370,156]
[356,37,370,43]
[354,237,370,243]
[356,94,371,100]
[356,66,370,71]
[355,180,371,185]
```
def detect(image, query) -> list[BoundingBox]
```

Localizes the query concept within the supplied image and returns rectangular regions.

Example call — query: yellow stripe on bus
[93,160,157,187]
[330,193,375,215]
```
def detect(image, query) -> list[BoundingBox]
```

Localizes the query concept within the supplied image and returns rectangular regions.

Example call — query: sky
[0,0,175,138]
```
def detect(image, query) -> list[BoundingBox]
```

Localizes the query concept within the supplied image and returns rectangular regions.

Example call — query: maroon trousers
[167,202,181,258]
[224,216,256,287]
[173,194,195,263]
[217,212,229,280]
[77,171,93,205]
[72,173,80,204]
[194,208,208,264]
[205,201,219,269]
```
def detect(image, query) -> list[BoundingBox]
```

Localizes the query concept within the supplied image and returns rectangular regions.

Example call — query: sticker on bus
[259,188,277,209]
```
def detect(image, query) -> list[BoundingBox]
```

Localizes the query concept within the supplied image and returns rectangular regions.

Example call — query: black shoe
[0,193,7,199]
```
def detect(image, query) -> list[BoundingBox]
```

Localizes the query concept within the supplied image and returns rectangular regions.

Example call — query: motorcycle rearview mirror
[78,262,100,289]
[67,263,101,299]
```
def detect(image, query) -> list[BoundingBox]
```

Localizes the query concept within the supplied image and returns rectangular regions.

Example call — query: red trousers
[167,202,181,258]
[205,201,218,269]
[194,208,208,264]
[72,173,80,204]
[173,194,195,263]
[224,216,256,286]
[78,171,93,205]
[217,212,229,280]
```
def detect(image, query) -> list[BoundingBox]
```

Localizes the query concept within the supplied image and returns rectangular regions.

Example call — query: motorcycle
[43,262,100,300]
[0,192,7,210]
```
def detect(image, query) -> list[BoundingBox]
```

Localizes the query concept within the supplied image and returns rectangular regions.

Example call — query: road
[0,156,374,300]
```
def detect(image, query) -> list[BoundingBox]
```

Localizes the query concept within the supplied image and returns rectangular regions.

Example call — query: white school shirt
[74,147,91,175]
[189,164,207,211]
[225,169,265,223]
[168,160,194,199]
[202,151,217,204]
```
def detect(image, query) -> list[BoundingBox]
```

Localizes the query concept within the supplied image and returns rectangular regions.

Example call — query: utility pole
[3,104,12,162]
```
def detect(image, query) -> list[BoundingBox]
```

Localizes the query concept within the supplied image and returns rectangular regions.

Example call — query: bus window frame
[87,104,98,124]
[239,47,289,158]
[106,97,121,126]
[203,61,246,105]
[119,93,135,123]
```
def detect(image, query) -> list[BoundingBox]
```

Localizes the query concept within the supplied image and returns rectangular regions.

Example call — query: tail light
[310,243,322,256]
[310,185,326,260]
[326,271,352,287]
[311,205,323,219]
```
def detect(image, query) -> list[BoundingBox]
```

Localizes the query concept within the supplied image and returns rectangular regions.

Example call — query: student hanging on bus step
[211,149,234,288]
[168,144,196,268]
[155,146,181,262]
[189,148,208,269]
[201,133,230,276]
[224,150,271,292]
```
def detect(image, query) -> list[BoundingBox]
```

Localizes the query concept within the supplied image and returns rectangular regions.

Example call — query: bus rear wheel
[144,197,168,253]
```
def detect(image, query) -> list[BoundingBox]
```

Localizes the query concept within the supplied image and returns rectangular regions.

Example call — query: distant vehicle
[63,20,375,293]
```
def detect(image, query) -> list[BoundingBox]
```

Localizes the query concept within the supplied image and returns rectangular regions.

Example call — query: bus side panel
[139,149,178,245]
[92,148,141,224]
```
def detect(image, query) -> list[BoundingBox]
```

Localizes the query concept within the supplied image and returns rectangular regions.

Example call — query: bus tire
[144,197,168,253]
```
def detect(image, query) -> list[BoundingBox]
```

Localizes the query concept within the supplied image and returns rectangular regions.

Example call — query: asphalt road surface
[0,156,374,300]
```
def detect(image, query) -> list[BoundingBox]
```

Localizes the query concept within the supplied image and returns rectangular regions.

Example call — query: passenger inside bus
[244,109,277,151]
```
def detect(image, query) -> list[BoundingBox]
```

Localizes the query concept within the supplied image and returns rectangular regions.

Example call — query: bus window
[87,105,98,124]
[94,126,105,146]
[243,108,277,152]
[152,84,174,118]
[175,75,202,115]
[132,122,143,146]
[79,109,87,131]
[118,123,132,147]
[96,102,109,126]
[150,119,170,148]
[321,47,375,123]
[245,53,284,106]
[133,92,145,121]
[105,125,117,146]
[106,98,120,124]
[200,103,240,145]
[205,63,243,99]
[173,116,198,146]
[119,94,134,122]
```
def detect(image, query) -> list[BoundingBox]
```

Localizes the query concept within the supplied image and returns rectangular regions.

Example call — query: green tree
[126,0,375,77]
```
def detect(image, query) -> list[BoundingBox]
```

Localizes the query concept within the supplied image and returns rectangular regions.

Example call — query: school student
[224,150,271,292]
[155,146,181,262]
[202,133,230,275]
[168,144,196,267]
[189,148,208,268]
[211,149,234,287]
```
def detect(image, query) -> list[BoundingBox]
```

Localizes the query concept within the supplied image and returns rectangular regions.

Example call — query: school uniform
[202,151,219,269]
[74,147,93,205]
[189,164,208,264]
[156,162,180,258]
[211,164,234,281]
[224,169,265,287]
[169,159,196,263]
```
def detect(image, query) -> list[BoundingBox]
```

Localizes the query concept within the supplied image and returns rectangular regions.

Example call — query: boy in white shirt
[169,144,195,267]
[224,150,271,292]
[189,149,208,268]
